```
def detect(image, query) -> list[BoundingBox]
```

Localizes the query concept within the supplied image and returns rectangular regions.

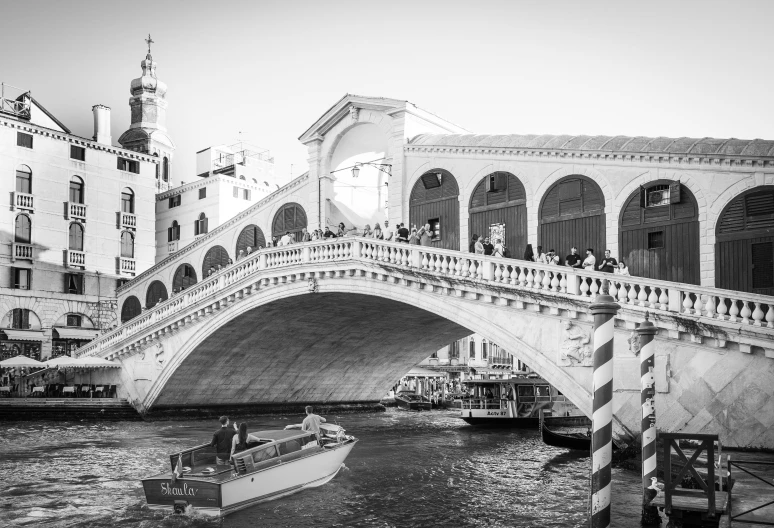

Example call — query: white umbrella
[0,356,44,368]
[43,356,77,368]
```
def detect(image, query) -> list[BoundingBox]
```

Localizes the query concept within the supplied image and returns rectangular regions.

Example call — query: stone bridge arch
[135,275,594,417]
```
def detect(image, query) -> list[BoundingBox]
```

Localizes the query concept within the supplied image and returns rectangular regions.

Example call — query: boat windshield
[402,394,425,402]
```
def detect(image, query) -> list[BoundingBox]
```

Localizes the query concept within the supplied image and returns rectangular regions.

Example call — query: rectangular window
[428,218,440,241]
[168,195,181,208]
[199,187,207,199]
[751,242,774,290]
[17,132,33,149]
[65,273,84,295]
[16,169,32,194]
[420,172,442,189]
[117,278,129,289]
[116,157,139,174]
[70,145,86,161]
[233,186,239,198]
[12,309,30,329]
[66,314,82,327]
[647,231,665,249]
[12,268,31,290]
[243,189,250,200]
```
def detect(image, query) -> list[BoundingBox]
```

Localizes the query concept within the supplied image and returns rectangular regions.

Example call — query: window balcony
[119,212,136,230]
[67,202,87,221]
[12,242,33,262]
[167,240,179,253]
[67,249,86,268]
[118,257,136,275]
[488,355,512,367]
[12,192,34,212]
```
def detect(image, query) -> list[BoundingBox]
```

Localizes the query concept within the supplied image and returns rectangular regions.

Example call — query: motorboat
[455,377,584,427]
[141,423,357,517]
[394,391,432,411]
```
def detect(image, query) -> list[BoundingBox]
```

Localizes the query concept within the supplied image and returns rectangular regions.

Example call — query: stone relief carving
[628,330,642,356]
[308,277,318,294]
[350,106,360,121]
[559,320,592,367]
[154,344,165,369]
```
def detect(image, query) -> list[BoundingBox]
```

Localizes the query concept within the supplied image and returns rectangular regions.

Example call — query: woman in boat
[230,423,262,458]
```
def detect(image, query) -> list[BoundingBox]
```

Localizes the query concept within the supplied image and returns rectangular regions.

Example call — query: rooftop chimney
[92,104,112,146]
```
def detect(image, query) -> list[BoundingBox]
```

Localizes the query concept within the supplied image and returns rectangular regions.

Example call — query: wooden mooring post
[637,313,661,525]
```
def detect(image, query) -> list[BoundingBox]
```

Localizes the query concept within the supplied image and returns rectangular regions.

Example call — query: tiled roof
[408,134,774,157]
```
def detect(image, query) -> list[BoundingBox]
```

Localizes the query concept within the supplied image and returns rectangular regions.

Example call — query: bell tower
[118,35,176,192]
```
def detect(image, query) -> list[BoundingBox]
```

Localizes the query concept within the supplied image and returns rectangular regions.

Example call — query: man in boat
[301,406,327,443]
[210,416,237,465]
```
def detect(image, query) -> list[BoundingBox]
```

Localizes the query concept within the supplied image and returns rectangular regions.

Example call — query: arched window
[121,188,134,214]
[619,180,699,284]
[469,339,476,360]
[120,231,134,258]
[482,340,488,360]
[16,165,32,194]
[469,172,527,254]
[236,224,266,255]
[272,203,307,241]
[202,245,230,276]
[716,185,774,295]
[14,214,31,243]
[120,296,142,323]
[162,157,169,182]
[173,263,197,291]
[168,220,180,242]
[146,280,168,309]
[409,169,460,250]
[539,175,605,262]
[195,213,208,235]
[69,176,84,204]
[11,308,31,329]
[69,223,84,251]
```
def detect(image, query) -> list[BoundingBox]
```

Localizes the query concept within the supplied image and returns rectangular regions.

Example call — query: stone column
[589,281,620,528]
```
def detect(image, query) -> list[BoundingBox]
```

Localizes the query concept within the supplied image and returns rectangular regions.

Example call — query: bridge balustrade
[75,237,774,359]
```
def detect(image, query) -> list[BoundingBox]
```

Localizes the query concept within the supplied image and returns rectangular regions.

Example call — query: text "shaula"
[161,482,198,496]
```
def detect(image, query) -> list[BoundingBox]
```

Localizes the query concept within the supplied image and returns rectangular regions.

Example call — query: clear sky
[2,0,772,185]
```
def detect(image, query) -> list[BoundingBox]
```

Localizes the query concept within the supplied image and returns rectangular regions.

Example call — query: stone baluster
[715,297,728,320]
[469,259,477,278]
[460,258,470,277]
[658,289,669,310]
[559,273,567,293]
[478,259,486,280]
[541,269,551,290]
[682,292,694,314]
[627,283,638,305]
[609,280,618,299]
[647,288,659,308]
[421,253,429,270]
[617,282,628,304]
[589,278,599,300]
[510,265,519,285]
[493,263,502,282]
[550,271,560,292]
[441,255,450,274]
[765,304,774,328]
[517,266,527,287]
[579,276,590,297]
[525,268,535,289]
[704,295,716,319]
[740,300,752,324]
[637,285,649,307]
[752,302,765,327]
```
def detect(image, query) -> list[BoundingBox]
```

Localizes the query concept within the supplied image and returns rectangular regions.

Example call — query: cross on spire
[145,34,154,55]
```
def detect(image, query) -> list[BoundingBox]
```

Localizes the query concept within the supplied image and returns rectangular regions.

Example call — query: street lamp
[351,161,391,178]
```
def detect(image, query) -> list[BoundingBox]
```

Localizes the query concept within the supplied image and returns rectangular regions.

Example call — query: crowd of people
[468,234,630,275]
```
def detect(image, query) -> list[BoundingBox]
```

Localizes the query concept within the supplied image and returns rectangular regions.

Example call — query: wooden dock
[0,398,140,420]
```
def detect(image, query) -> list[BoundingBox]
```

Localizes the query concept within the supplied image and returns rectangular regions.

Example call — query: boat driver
[301,405,327,443]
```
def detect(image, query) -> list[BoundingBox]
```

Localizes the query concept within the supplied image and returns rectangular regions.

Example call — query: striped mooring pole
[637,313,660,525]
[590,281,620,528]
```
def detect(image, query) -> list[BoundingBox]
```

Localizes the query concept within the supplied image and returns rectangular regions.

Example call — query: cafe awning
[471,367,502,375]
[405,367,448,378]
[2,329,44,342]
[53,327,99,340]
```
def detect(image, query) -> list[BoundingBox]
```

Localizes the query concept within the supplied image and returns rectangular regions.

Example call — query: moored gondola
[540,412,592,451]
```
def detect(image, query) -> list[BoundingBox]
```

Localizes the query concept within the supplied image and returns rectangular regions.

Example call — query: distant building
[419,333,519,381]
[0,76,160,360]
[154,142,277,265]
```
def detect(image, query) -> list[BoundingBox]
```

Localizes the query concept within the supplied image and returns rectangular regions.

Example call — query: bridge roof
[409,134,774,157]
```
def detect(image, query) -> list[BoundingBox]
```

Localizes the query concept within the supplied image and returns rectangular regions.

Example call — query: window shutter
[167,227,173,242]
[203,218,208,233]
[233,186,239,198]
[639,185,646,208]
[495,172,506,191]
[669,182,681,204]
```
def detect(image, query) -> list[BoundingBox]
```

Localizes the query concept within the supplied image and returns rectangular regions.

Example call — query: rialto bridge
[75,94,774,449]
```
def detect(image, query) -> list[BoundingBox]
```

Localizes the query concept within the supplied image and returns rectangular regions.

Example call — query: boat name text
[161,482,198,496]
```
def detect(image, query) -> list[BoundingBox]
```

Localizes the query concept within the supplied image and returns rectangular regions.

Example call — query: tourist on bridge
[582,248,596,270]
[382,220,394,241]
[535,245,547,263]
[565,247,582,269]
[362,224,373,238]
[236,249,245,261]
[210,416,237,465]
[301,227,311,242]
[469,234,480,253]
[614,260,631,276]
[246,246,253,256]
[546,249,559,265]
[523,243,534,261]
[323,227,336,239]
[409,227,420,245]
[271,236,278,247]
[372,223,384,239]
[493,238,505,257]
[597,249,617,273]
[418,224,433,246]
[279,231,292,246]
[397,223,409,242]
[302,406,327,441]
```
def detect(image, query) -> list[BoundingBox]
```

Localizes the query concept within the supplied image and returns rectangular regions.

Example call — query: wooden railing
[75,237,774,359]
[727,457,774,525]
[660,432,721,517]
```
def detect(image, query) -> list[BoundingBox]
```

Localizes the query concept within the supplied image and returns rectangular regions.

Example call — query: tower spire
[145,33,154,59]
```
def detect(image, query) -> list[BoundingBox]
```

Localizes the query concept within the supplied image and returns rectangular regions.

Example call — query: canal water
[0,409,644,527]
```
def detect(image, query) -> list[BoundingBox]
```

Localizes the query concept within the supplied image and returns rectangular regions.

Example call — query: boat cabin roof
[250,429,310,442]
[463,378,548,386]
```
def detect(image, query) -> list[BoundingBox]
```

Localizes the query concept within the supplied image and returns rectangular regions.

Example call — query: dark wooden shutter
[121,232,134,258]
[120,296,142,323]
[173,264,197,291]
[202,245,230,276]
[146,281,168,309]
[15,215,31,243]
[639,186,646,208]
[669,182,681,204]
[237,225,265,254]
[69,223,83,251]
[421,173,441,189]
[752,242,774,290]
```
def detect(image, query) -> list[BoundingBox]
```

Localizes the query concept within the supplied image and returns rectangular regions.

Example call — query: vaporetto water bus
[456,377,585,427]
[141,423,357,516]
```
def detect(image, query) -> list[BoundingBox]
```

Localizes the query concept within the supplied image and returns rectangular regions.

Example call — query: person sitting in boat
[301,405,327,442]
[485,388,494,399]
[231,423,261,458]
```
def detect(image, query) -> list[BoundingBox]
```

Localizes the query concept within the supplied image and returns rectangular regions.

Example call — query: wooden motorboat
[141,423,357,517]
[456,378,584,427]
[540,412,592,451]
[395,392,432,411]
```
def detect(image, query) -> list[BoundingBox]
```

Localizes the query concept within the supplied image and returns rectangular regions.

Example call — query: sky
[2,0,773,186]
